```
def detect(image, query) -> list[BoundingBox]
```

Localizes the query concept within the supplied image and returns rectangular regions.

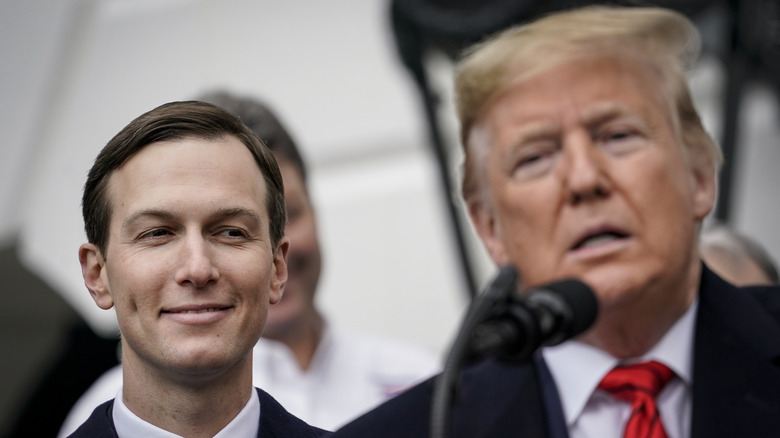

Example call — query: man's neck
[581,263,700,359]
[264,311,325,371]
[121,353,254,438]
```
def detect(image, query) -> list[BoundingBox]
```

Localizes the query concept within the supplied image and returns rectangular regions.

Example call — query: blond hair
[455,5,722,200]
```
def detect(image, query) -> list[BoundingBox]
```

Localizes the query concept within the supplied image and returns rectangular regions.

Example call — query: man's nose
[559,132,611,205]
[175,234,219,288]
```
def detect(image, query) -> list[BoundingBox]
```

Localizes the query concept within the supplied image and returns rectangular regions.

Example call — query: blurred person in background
[59,91,439,437]
[700,222,779,286]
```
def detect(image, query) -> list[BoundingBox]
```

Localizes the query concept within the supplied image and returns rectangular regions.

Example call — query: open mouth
[572,230,628,250]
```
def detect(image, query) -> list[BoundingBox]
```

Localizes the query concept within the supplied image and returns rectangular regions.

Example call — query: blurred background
[1,0,778,436]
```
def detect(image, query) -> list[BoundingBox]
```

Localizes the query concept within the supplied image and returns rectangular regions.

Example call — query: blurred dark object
[0,243,119,438]
[389,0,780,297]
[5,324,119,438]
[717,0,780,220]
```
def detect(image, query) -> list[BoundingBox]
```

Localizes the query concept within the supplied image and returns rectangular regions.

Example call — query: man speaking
[334,5,780,437]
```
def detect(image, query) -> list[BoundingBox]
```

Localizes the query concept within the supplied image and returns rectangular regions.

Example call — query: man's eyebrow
[208,207,264,227]
[122,209,177,230]
[505,120,559,150]
[121,208,264,229]
[581,102,634,126]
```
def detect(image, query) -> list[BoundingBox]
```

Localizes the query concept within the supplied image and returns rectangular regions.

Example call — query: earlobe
[467,197,510,266]
[78,243,114,310]
[269,237,290,305]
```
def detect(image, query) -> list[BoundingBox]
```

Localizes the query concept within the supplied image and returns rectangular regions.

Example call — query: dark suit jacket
[67,387,331,437]
[334,265,780,437]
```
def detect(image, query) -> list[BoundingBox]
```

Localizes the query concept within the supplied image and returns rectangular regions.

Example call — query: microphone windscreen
[540,279,598,338]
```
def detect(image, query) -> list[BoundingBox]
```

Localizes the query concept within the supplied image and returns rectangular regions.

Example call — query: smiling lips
[161,305,233,325]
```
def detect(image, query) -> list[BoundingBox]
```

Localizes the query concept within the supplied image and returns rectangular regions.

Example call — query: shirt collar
[213,388,260,438]
[113,386,261,438]
[542,297,697,426]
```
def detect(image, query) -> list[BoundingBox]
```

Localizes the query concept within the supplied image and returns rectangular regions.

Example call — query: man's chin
[160,353,249,384]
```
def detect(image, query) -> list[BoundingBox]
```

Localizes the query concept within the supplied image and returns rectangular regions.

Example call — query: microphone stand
[429,266,519,438]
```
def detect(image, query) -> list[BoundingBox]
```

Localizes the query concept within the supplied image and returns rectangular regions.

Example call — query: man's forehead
[483,59,663,128]
[104,137,269,219]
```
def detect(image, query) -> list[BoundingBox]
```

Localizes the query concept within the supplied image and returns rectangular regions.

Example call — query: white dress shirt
[251,325,440,430]
[59,324,439,436]
[112,385,260,438]
[542,298,697,438]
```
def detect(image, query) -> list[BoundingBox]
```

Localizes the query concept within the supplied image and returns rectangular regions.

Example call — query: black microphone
[429,267,598,438]
[466,277,598,363]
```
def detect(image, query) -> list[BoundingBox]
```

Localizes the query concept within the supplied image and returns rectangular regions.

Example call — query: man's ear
[690,154,718,222]
[78,243,114,310]
[467,196,510,266]
[269,237,290,305]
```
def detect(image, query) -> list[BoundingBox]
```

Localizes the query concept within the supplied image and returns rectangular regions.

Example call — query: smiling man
[70,101,329,437]
[60,93,439,436]
[334,5,780,438]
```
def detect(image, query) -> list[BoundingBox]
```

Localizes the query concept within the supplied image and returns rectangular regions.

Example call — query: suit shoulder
[744,285,780,322]
[255,388,331,437]
[66,399,117,438]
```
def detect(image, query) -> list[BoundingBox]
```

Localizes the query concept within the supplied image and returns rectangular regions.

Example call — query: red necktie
[597,360,675,438]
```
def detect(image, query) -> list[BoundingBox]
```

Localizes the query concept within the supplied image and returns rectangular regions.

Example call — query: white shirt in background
[58,325,440,436]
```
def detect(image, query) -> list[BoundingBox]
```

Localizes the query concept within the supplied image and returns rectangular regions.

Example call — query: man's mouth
[572,230,629,250]
[163,307,230,314]
[161,305,233,325]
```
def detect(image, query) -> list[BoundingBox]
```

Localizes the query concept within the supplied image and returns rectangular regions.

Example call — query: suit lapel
[691,267,780,437]
[256,388,329,437]
[453,359,551,438]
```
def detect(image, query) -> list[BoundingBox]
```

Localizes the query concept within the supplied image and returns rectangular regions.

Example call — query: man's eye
[606,130,637,142]
[600,128,644,155]
[511,146,557,180]
[518,153,546,167]
[140,228,171,239]
[219,228,248,239]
